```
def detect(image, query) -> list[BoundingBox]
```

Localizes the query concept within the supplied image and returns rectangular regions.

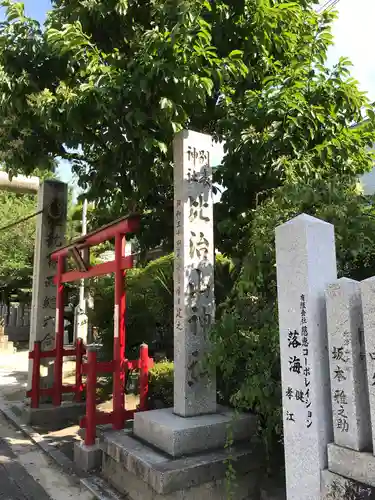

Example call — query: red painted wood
[51,215,139,260]
[75,338,84,402]
[57,256,133,284]
[113,233,126,430]
[85,349,97,446]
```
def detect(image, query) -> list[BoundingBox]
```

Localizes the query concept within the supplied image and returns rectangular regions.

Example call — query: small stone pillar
[359,276,375,455]
[0,316,13,353]
[326,278,371,451]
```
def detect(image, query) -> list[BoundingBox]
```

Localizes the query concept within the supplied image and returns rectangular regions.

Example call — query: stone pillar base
[101,427,264,500]
[0,335,15,354]
[23,401,85,426]
[133,406,256,457]
[74,441,102,472]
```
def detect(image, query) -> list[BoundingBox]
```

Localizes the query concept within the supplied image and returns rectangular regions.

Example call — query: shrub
[89,252,237,362]
[147,360,174,409]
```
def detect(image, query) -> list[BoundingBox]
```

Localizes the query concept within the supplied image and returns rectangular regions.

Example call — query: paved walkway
[0,351,93,500]
[0,436,50,500]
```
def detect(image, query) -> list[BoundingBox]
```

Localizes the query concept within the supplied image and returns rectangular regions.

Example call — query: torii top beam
[0,172,40,194]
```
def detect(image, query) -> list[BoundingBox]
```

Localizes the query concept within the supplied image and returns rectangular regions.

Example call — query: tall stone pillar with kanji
[28,180,68,391]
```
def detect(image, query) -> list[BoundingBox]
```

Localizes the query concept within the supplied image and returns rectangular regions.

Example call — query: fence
[80,343,154,446]
[28,337,153,444]
[27,337,86,407]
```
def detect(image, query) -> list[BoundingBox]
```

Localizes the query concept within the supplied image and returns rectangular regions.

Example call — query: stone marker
[359,276,375,455]
[275,214,337,500]
[173,129,216,417]
[326,278,371,451]
[28,180,67,390]
[133,130,255,458]
[73,305,88,344]
[0,316,13,353]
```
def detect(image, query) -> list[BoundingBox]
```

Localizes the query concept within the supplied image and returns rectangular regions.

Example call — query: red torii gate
[28,214,154,442]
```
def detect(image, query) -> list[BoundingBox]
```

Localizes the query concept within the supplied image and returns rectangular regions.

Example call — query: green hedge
[147,360,174,409]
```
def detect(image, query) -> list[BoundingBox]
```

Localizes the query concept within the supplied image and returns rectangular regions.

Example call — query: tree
[0,190,36,297]
[0,0,373,252]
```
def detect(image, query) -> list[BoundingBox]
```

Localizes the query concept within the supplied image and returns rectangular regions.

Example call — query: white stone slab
[28,181,67,390]
[360,276,375,455]
[173,130,216,417]
[275,213,337,500]
[74,305,88,344]
[326,278,371,451]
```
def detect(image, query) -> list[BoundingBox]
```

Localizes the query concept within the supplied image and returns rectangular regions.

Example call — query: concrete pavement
[0,411,93,500]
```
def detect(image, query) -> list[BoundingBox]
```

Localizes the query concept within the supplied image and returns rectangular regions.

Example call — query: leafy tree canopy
[0,0,373,254]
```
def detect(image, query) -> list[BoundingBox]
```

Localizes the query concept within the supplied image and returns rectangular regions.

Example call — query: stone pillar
[326,278,371,451]
[9,306,16,327]
[73,305,88,344]
[359,276,375,454]
[24,306,30,327]
[133,130,255,458]
[28,180,67,390]
[16,304,23,327]
[173,129,215,417]
[275,214,337,500]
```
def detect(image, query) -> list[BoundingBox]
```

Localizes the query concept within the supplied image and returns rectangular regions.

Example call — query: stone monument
[133,129,253,457]
[96,131,257,499]
[275,214,337,500]
[326,278,371,451]
[28,180,68,391]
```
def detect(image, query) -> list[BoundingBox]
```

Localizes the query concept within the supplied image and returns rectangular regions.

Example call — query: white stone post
[28,180,67,390]
[173,129,216,417]
[275,214,337,500]
[360,276,375,454]
[326,278,371,451]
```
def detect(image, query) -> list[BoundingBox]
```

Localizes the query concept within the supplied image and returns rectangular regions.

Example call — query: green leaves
[0,0,373,258]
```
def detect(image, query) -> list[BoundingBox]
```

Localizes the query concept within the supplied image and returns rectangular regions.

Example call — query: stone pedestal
[74,441,101,472]
[100,428,263,500]
[134,406,256,457]
[19,401,86,426]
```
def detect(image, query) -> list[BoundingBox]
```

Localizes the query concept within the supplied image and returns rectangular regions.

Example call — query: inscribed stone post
[359,276,375,454]
[326,278,371,451]
[275,214,337,500]
[28,181,67,390]
[173,130,216,417]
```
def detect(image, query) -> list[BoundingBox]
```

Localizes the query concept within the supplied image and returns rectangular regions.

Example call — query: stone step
[101,427,261,499]
[81,476,127,500]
